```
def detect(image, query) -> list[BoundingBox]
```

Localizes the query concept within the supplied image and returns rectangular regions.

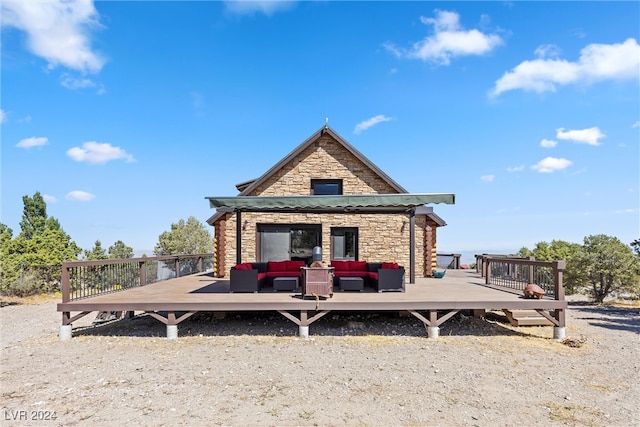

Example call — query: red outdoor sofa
[330,260,405,292]
[229,260,405,293]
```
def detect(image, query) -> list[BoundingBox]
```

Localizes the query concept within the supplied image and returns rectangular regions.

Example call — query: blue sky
[1,1,639,261]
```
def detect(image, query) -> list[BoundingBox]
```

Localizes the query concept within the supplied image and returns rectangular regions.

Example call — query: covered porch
[206,193,455,283]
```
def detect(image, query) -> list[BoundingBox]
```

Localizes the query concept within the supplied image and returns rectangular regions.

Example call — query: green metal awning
[206,193,455,213]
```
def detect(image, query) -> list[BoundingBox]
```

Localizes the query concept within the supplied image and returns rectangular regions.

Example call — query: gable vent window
[311,179,343,195]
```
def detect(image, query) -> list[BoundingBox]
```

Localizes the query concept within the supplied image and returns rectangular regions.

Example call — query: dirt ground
[1,296,638,427]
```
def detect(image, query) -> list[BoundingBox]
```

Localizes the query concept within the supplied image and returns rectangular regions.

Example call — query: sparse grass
[588,383,615,393]
[0,292,61,306]
[587,379,630,392]
[267,407,280,417]
[299,410,315,420]
[546,401,604,426]
[609,298,640,308]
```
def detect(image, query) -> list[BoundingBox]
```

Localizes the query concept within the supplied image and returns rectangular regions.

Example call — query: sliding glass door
[258,224,321,264]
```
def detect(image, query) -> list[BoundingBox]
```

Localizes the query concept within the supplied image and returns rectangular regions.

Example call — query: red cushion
[267,261,288,272]
[235,263,253,270]
[257,273,267,281]
[381,262,399,269]
[368,272,379,280]
[331,260,350,271]
[349,261,367,271]
[287,260,305,271]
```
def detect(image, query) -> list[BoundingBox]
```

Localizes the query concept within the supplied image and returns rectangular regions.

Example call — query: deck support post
[167,325,178,339]
[299,310,309,339]
[299,325,309,339]
[427,326,440,339]
[59,324,72,340]
[427,310,439,339]
[553,327,566,340]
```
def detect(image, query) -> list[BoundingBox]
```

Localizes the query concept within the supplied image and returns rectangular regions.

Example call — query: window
[311,179,343,195]
[258,224,321,263]
[331,227,358,260]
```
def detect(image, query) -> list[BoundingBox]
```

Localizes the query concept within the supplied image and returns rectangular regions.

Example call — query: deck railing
[474,253,523,274]
[61,254,214,302]
[478,255,566,300]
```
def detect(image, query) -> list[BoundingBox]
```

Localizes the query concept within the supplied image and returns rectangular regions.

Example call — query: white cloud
[534,44,561,59]
[556,127,605,146]
[0,109,6,124]
[43,194,57,203]
[480,174,495,182]
[540,138,557,148]
[384,9,503,65]
[491,38,640,96]
[16,136,48,148]
[632,121,640,128]
[60,74,105,94]
[67,141,135,164]
[224,1,295,16]
[353,115,392,134]
[531,157,572,173]
[507,165,525,172]
[65,190,95,201]
[1,0,105,73]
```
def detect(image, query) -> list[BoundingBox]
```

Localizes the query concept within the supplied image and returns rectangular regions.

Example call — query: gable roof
[237,125,408,196]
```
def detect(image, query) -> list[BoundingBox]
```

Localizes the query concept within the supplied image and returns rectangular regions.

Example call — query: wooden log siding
[431,219,438,275]
[424,219,437,277]
[424,221,432,277]
[215,216,227,277]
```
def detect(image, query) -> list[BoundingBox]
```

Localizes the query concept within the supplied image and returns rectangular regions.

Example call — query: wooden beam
[236,210,242,265]
[409,210,415,284]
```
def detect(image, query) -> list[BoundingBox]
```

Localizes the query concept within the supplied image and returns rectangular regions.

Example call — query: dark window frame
[311,179,343,195]
[330,227,359,260]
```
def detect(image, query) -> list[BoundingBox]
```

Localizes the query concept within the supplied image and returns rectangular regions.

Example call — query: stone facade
[212,131,440,278]
[252,134,397,196]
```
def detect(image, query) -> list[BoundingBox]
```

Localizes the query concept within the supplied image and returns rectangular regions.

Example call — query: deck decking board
[57,270,566,335]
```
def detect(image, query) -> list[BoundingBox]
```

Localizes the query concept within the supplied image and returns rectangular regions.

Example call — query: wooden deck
[57,269,567,339]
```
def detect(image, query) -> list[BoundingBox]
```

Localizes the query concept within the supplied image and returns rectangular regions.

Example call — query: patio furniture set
[230,260,405,294]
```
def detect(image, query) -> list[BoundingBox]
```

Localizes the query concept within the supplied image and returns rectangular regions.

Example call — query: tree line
[1,191,638,303]
[518,236,640,303]
[0,191,213,296]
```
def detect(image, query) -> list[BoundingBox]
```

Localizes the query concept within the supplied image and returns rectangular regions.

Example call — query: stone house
[206,125,454,282]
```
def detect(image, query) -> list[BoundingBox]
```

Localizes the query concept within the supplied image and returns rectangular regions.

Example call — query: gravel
[1,297,639,426]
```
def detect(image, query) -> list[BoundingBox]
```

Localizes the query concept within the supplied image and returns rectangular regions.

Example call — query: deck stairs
[503,309,554,326]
